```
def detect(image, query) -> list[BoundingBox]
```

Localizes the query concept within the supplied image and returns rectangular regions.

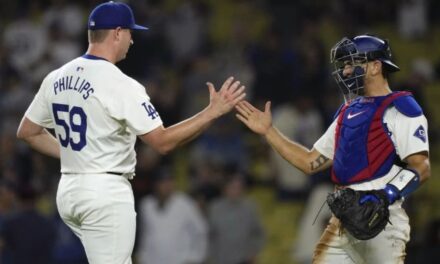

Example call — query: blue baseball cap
[88,1,148,31]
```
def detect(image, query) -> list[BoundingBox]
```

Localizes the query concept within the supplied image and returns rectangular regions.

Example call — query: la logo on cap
[90,21,95,26]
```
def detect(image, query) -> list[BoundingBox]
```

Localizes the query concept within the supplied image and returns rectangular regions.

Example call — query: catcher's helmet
[330,35,399,102]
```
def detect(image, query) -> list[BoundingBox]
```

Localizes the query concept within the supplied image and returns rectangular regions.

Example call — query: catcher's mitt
[326,188,390,240]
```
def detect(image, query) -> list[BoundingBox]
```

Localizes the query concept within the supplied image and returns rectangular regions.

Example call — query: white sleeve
[313,119,337,159]
[24,73,55,128]
[389,110,429,160]
[107,79,163,135]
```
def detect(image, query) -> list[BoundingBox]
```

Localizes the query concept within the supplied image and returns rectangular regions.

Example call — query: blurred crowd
[1,0,440,263]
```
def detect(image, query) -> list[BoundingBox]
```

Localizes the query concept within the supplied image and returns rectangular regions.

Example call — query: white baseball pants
[56,173,136,264]
[313,204,410,264]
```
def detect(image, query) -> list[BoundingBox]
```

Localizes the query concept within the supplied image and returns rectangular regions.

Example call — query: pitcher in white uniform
[235,34,430,263]
[16,2,246,264]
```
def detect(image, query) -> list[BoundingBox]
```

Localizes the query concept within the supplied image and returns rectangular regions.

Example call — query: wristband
[385,168,420,203]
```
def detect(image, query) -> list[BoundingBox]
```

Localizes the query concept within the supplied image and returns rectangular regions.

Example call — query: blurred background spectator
[51,213,88,264]
[208,170,265,264]
[1,0,440,263]
[0,184,55,264]
[270,94,323,201]
[136,168,207,264]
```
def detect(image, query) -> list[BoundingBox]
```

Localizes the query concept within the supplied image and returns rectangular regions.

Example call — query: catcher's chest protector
[332,91,411,185]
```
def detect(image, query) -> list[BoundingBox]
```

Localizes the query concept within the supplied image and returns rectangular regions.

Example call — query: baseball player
[16,2,245,264]
[235,34,430,263]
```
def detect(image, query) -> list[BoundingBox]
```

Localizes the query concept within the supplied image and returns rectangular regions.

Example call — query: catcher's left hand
[326,188,390,240]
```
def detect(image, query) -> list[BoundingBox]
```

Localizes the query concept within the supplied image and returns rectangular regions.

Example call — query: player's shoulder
[75,56,123,77]
[333,103,347,120]
[41,57,86,86]
[392,91,423,118]
[39,68,62,93]
[43,68,60,83]
[97,63,144,92]
[125,75,145,90]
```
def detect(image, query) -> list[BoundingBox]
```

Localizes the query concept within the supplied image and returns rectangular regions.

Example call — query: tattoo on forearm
[310,154,329,171]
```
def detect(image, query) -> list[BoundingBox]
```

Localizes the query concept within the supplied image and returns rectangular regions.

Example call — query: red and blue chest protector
[331,91,421,185]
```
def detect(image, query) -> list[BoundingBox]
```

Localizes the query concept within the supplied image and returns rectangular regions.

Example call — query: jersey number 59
[52,103,87,151]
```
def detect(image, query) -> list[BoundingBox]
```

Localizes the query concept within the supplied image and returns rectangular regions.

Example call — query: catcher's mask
[330,35,400,103]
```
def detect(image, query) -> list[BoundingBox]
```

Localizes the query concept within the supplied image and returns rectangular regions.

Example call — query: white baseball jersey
[314,105,429,190]
[25,55,163,176]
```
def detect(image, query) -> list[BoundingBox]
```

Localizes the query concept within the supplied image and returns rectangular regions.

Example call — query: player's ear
[114,27,122,42]
[372,60,382,76]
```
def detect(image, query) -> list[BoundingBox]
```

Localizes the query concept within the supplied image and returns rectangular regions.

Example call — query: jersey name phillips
[53,75,95,100]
